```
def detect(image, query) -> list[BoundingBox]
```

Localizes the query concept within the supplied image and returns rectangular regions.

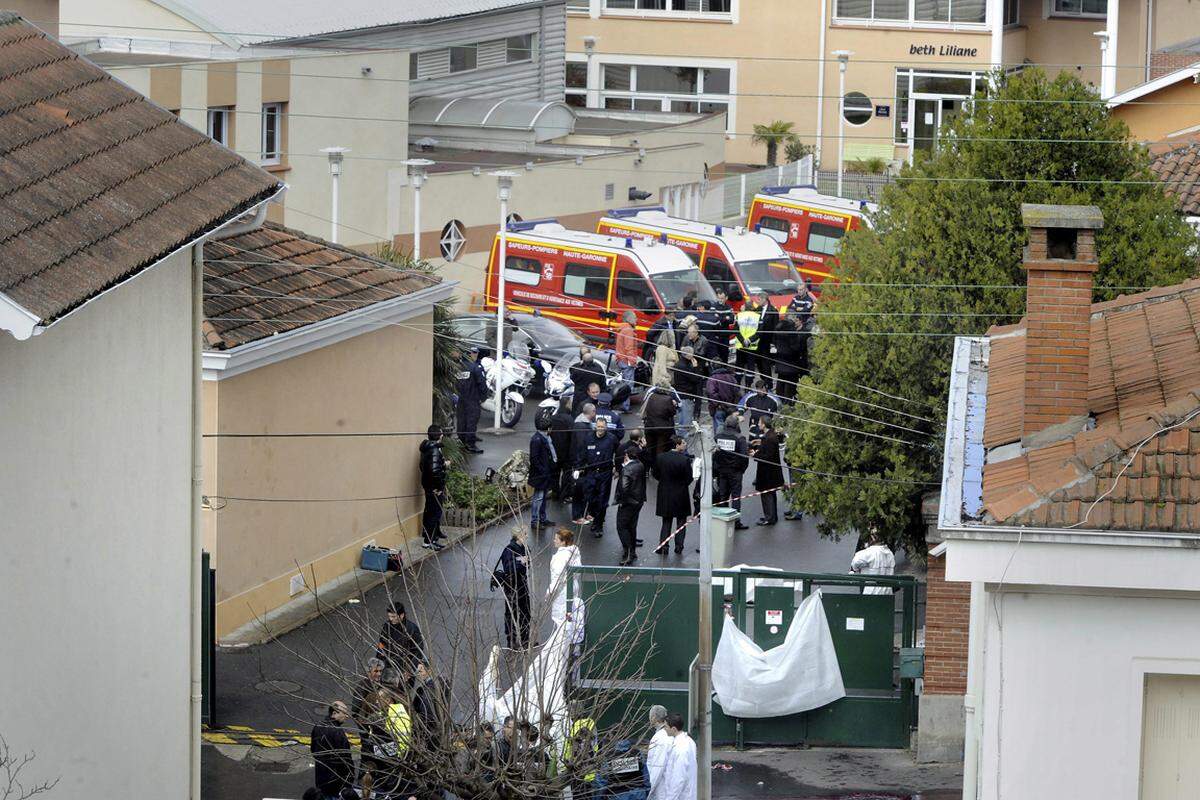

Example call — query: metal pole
[321,147,348,243]
[836,56,847,198]
[412,176,422,261]
[492,171,515,431]
[693,424,714,800]
[330,167,340,243]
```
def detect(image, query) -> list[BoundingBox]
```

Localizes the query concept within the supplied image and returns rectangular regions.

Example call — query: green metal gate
[570,566,918,749]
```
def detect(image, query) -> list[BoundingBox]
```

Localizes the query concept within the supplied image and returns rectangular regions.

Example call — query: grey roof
[153,0,556,44]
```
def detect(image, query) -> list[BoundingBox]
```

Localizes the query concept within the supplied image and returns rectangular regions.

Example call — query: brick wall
[923,554,970,695]
[1150,52,1200,80]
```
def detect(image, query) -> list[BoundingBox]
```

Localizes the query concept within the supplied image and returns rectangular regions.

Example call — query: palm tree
[751,120,798,167]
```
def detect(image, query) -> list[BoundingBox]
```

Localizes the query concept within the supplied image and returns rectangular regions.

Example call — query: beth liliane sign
[909,43,978,57]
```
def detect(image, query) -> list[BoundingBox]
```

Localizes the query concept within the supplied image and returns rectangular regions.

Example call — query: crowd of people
[520,281,819,565]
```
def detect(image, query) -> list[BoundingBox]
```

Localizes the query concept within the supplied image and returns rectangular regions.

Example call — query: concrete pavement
[201,397,943,800]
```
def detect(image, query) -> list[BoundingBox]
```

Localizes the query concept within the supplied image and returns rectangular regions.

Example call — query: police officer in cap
[456,346,489,454]
[713,414,750,530]
[710,287,737,366]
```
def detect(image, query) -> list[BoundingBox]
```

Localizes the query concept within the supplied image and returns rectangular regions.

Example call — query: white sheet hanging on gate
[711,589,845,718]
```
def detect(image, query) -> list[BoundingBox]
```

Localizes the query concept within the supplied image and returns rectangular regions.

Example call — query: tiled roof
[1149,137,1200,217]
[981,279,1200,530]
[0,13,283,329]
[202,222,440,350]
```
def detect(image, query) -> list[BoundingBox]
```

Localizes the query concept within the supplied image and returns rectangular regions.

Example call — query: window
[1004,0,1019,23]
[504,254,541,286]
[261,102,284,164]
[1052,0,1105,14]
[807,223,846,256]
[894,69,982,145]
[506,34,534,63]
[616,271,657,309]
[566,60,588,106]
[757,215,790,245]
[206,106,232,146]
[704,258,736,290]
[835,0,986,23]
[842,92,873,125]
[505,255,540,273]
[440,220,466,261]
[594,61,734,131]
[604,0,732,12]
[564,262,611,301]
[450,45,478,73]
[409,52,419,79]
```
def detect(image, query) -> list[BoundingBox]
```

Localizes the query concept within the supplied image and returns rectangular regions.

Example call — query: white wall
[976,588,1200,799]
[0,254,193,799]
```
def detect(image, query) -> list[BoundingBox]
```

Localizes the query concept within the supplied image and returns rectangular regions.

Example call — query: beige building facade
[566,0,1200,166]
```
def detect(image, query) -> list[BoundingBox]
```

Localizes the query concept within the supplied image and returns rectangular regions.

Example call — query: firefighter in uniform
[733,298,762,389]
[456,346,489,454]
[713,415,750,530]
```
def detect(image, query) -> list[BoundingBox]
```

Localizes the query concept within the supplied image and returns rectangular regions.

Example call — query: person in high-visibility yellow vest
[560,716,599,786]
[384,695,412,757]
[733,299,762,388]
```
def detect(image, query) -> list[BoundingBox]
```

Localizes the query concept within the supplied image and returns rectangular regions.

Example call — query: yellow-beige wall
[203,318,433,636]
[1113,78,1200,141]
[569,0,1179,166]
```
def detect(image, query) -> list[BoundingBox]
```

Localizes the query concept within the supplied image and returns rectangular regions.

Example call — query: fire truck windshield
[649,269,717,307]
[734,258,801,294]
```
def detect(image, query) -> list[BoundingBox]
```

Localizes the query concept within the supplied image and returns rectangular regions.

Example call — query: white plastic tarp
[478,613,580,727]
[711,589,845,718]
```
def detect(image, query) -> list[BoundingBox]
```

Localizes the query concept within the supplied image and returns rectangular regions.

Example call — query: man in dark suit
[653,436,694,555]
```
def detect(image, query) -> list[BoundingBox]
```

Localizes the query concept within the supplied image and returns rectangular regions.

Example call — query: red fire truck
[483,219,716,342]
[745,185,875,290]
[597,207,802,311]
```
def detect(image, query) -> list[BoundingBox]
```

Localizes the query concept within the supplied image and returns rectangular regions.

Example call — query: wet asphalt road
[201,398,943,800]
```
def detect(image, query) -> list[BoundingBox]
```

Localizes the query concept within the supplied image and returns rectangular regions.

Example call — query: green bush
[445,466,521,524]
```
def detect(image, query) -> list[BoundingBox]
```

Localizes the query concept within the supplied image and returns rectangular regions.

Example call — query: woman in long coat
[653,437,694,555]
[753,417,785,525]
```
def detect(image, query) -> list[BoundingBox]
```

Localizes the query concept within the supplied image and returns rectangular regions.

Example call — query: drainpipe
[815,0,829,167]
[190,200,270,800]
[961,580,985,800]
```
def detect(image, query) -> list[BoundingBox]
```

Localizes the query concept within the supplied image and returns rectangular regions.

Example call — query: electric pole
[690,422,714,800]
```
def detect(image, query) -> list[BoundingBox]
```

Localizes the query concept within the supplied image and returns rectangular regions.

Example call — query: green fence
[570,566,919,749]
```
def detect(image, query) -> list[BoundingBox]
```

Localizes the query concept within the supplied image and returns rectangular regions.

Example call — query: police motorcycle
[477,351,536,428]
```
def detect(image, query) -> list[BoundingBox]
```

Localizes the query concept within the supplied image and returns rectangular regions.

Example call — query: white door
[1140,673,1200,799]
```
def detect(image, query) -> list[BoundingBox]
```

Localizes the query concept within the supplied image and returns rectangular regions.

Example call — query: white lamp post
[583,36,599,108]
[319,146,349,243]
[401,158,435,260]
[491,170,517,431]
[832,51,852,198]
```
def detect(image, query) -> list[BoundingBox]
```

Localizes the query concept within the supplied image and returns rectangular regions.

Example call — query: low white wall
[0,254,193,799]
[977,588,1200,799]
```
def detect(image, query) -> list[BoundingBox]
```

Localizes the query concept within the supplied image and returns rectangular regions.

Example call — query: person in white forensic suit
[850,528,896,595]
[645,705,671,796]
[547,527,583,629]
[650,712,696,800]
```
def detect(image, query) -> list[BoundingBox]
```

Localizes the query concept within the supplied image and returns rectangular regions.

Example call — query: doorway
[910,94,965,158]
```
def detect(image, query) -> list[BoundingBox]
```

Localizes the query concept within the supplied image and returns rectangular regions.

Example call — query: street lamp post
[401,158,435,261]
[691,424,715,800]
[832,51,852,198]
[491,171,517,431]
[320,147,349,243]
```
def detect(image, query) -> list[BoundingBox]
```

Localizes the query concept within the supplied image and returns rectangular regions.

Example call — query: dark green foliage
[782,69,1198,553]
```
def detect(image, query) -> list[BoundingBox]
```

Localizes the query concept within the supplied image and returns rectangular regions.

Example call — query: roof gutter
[0,290,42,341]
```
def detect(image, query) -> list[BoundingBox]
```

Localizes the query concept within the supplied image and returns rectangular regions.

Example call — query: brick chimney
[1019,203,1104,437]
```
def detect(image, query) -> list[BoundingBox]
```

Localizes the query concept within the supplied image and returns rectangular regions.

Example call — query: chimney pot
[1018,204,1104,438]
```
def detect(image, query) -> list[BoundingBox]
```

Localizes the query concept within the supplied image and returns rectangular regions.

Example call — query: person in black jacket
[614,446,647,566]
[642,381,679,459]
[752,291,780,391]
[713,415,750,530]
[709,288,736,365]
[752,417,785,525]
[672,341,706,435]
[573,416,618,535]
[410,661,450,748]
[457,347,489,454]
[377,602,425,675]
[549,394,576,499]
[653,437,694,555]
[311,701,354,799]
[492,528,531,649]
[419,425,447,550]
[569,346,608,410]
[528,416,558,531]
[772,315,806,403]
